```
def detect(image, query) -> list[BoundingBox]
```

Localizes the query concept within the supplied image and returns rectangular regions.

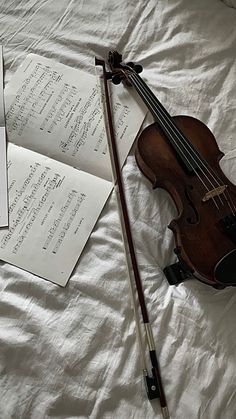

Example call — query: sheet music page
[0,45,8,227]
[5,54,146,181]
[0,143,112,286]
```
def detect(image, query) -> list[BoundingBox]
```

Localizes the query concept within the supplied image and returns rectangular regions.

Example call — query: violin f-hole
[184,185,199,224]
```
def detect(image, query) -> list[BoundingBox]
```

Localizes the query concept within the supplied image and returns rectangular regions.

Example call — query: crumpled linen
[222,0,236,9]
[0,1,236,418]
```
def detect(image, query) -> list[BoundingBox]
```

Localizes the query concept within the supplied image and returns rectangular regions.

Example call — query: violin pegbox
[107,50,143,85]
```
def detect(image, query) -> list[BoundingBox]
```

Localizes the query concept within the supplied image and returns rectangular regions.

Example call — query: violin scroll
[107,50,143,85]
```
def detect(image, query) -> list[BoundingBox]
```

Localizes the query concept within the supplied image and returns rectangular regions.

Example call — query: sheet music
[0,54,146,285]
[0,46,8,227]
[5,54,146,181]
[0,143,112,286]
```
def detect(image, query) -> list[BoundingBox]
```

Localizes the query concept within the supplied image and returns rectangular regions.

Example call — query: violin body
[136,115,236,287]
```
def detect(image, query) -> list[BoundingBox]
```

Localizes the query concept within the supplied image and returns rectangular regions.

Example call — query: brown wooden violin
[108,51,236,289]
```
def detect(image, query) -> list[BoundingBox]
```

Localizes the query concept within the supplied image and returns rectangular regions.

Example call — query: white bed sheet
[0,1,236,418]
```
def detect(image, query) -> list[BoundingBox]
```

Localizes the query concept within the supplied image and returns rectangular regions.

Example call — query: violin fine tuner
[108,50,236,289]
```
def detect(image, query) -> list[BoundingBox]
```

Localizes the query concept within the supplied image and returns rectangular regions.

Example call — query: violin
[108,51,236,289]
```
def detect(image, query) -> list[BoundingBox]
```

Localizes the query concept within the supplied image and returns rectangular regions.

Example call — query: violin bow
[95,56,169,419]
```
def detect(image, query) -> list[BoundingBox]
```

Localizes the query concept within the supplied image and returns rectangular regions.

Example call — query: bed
[0,1,236,418]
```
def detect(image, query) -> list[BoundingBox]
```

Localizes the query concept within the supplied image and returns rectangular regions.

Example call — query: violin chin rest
[214,249,236,286]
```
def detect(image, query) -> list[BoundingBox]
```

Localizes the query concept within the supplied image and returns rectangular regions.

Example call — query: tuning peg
[134,64,143,74]
[127,62,134,68]
[105,72,113,80]
[112,74,122,85]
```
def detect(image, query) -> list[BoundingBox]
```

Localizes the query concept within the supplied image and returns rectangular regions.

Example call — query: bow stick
[95,56,169,419]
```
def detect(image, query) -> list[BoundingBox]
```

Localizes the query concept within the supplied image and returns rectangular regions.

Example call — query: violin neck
[128,72,200,173]
[128,73,172,126]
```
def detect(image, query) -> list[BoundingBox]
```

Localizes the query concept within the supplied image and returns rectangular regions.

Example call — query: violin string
[128,73,220,188]
[127,72,221,210]
[129,73,220,188]
[128,72,236,215]
[130,72,236,215]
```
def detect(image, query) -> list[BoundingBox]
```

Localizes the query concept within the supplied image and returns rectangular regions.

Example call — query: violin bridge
[202,185,227,202]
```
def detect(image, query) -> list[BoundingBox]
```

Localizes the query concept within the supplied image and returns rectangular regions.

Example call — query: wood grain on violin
[108,51,236,288]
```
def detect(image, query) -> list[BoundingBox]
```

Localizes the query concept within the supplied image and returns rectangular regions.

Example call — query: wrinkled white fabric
[0,1,236,418]
[222,0,236,8]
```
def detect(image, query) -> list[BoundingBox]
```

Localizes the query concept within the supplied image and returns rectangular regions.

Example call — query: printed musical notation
[0,54,146,285]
